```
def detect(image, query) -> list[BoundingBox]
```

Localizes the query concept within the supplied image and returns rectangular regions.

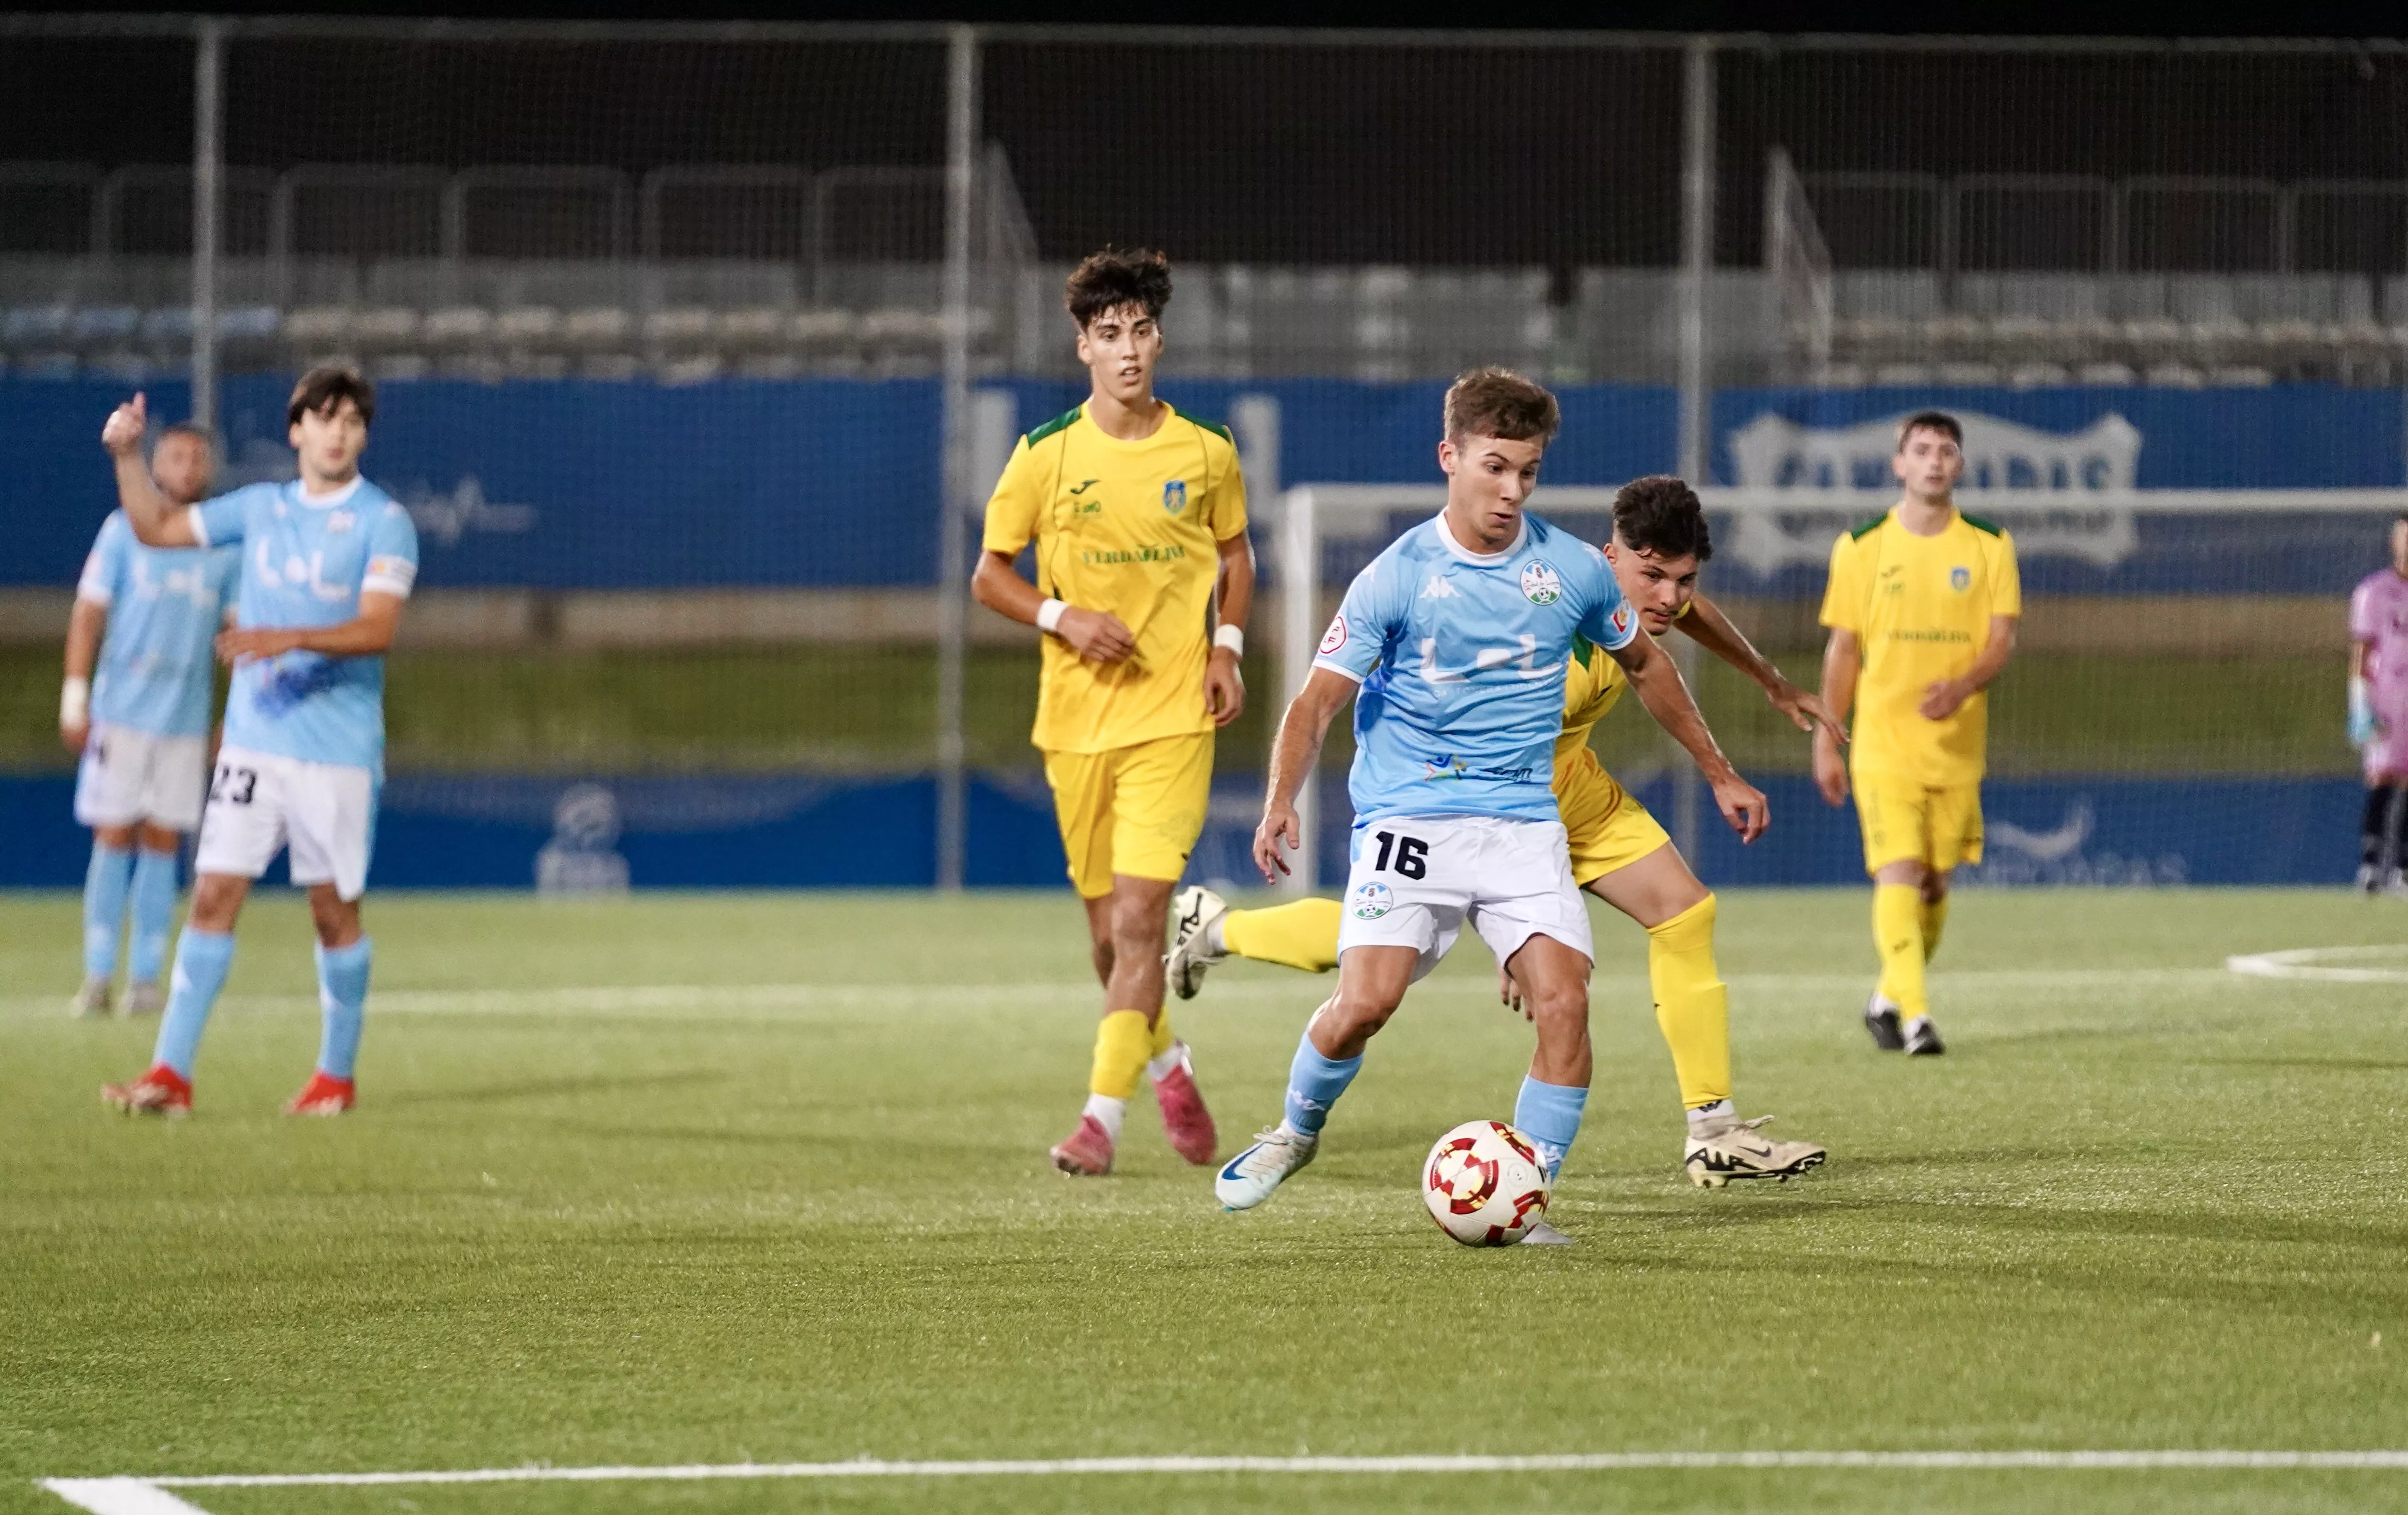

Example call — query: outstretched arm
[218,591,406,663]
[1252,667,1356,881]
[1678,590,1842,740]
[98,394,200,548]
[1609,632,1767,843]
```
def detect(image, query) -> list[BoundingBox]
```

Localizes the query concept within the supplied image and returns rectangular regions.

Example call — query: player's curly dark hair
[1065,248,1173,328]
[1613,475,1713,563]
[1442,367,1559,445]
[287,364,376,428]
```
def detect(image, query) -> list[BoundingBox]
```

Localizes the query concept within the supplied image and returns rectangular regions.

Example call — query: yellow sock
[1647,894,1731,1110]
[1921,895,1948,963]
[1219,898,1343,974]
[1147,1006,1176,1060]
[1089,1009,1153,1099]
[1873,884,1929,1018]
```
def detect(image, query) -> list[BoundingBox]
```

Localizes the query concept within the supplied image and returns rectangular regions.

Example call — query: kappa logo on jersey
[1419,575,1459,599]
[1950,565,1972,591]
[1520,560,1562,606]
[1348,880,1394,920]
[1320,615,1349,655]
[1162,479,1188,513]
[1608,604,1634,640]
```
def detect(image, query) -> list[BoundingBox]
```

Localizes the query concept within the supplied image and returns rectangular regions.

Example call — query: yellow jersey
[1551,600,1690,774]
[1819,506,2021,787]
[982,400,1249,754]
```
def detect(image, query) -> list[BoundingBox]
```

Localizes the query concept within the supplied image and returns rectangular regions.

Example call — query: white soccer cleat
[1516,1220,1576,1246]
[1685,1113,1828,1188]
[1215,1124,1317,1211]
[1165,886,1229,1000]
[121,981,165,1017]
[72,976,111,1018]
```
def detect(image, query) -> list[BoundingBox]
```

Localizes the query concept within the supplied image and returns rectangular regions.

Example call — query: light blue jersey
[1314,511,1637,828]
[193,477,418,772]
[77,511,241,739]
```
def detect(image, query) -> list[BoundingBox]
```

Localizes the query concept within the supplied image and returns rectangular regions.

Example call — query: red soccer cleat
[102,1064,191,1118]
[1049,1113,1115,1176]
[1153,1044,1218,1166]
[284,1070,356,1117]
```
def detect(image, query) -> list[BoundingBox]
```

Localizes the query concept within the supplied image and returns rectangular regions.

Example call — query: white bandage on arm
[1214,624,1244,656]
[1035,598,1069,634]
[61,676,90,727]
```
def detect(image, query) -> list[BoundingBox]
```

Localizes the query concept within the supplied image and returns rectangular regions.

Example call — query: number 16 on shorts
[1336,814,1591,981]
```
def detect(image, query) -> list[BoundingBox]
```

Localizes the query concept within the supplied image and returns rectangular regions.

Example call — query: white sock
[1905,1015,1933,1033]
[1687,1099,1734,1133]
[1083,1093,1127,1142]
[1201,917,1227,954]
[1145,1040,1189,1083]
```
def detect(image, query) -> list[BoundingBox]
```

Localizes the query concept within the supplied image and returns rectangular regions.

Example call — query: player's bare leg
[1054,874,1214,1173]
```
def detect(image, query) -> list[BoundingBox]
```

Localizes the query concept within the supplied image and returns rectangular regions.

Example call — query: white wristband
[61,675,90,727]
[1035,598,1068,634]
[1213,624,1244,656]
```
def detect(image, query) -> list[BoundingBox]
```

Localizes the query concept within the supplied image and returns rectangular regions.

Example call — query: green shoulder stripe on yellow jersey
[1960,512,2003,536]
[1571,631,1596,666]
[1025,406,1082,447]
[1849,516,1887,541]
[1172,407,1233,443]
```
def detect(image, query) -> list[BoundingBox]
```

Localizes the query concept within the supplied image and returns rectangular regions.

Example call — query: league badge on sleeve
[1162,480,1188,513]
[1320,615,1349,655]
[1520,560,1561,606]
[1609,604,1634,640]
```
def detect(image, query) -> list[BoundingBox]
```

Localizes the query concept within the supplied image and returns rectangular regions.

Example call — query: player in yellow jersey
[1813,410,2021,1056]
[1166,477,1832,1186]
[972,248,1253,1176]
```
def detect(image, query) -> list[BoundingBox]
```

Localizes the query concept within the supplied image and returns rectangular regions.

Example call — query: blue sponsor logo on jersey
[1349,880,1394,919]
[1520,559,1561,605]
[1163,479,1188,513]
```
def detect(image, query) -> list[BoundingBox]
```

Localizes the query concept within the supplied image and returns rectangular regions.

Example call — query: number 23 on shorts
[210,762,258,805]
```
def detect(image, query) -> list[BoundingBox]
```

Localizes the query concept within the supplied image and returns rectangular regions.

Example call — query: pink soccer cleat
[102,1064,191,1118]
[1050,1113,1115,1176]
[284,1071,356,1116]
[1153,1045,1219,1165]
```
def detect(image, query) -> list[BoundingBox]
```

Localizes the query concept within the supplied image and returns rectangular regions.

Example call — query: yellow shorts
[1557,748,1673,887]
[1853,771,1984,875]
[1041,731,1215,899]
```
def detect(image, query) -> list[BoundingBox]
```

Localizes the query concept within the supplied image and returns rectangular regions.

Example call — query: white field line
[40,1449,2408,1509]
[0,967,2241,1022]
[2226,945,2408,983]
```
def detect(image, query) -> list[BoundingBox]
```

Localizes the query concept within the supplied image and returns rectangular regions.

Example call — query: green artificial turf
[4,887,2407,1513]
[0,645,2356,777]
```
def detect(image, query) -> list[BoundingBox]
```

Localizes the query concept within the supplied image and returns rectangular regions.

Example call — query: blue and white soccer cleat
[1215,1124,1317,1210]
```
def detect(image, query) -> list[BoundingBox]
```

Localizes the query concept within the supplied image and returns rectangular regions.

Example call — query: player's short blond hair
[1443,367,1559,446]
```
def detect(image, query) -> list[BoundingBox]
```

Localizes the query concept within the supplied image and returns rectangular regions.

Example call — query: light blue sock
[153,929,234,1079]
[1282,1030,1364,1136]
[127,849,180,985]
[314,937,373,1080]
[82,842,134,980]
[1514,1075,1591,1184]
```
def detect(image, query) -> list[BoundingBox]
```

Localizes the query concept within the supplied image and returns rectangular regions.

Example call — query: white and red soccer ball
[1421,1119,1551,1246]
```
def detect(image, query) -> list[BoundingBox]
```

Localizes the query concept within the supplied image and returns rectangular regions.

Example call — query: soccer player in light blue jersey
[62,422,239,1018]
[95,369,417,1118]
[1214,369,1769,1241]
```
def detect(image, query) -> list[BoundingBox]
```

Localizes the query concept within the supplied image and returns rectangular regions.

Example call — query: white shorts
[193,744,380,901]
[1337,814,1594,982]
[74,723,207,832]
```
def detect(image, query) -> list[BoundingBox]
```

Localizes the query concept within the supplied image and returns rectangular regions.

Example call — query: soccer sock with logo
[1646,894,1731,1115]
[314,937,373,1081]
[1083,1008,1154,1140]
[1219,898,1344,974]
[1513,1076,1590,1183]
[1281,1025,1363,1137]
[153,928,234,1079]
[1919,894,1950,964]
[82,842,134,981]
[1873,883,1930,1019]
[127,848,180,985]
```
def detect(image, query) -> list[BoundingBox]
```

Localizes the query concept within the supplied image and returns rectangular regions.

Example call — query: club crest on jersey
[1520,560,1562,606]
[1319,615,1349,655]
[1162,480,1188,513]
[1950,565,1971,591]
[1348,880,1394,920]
